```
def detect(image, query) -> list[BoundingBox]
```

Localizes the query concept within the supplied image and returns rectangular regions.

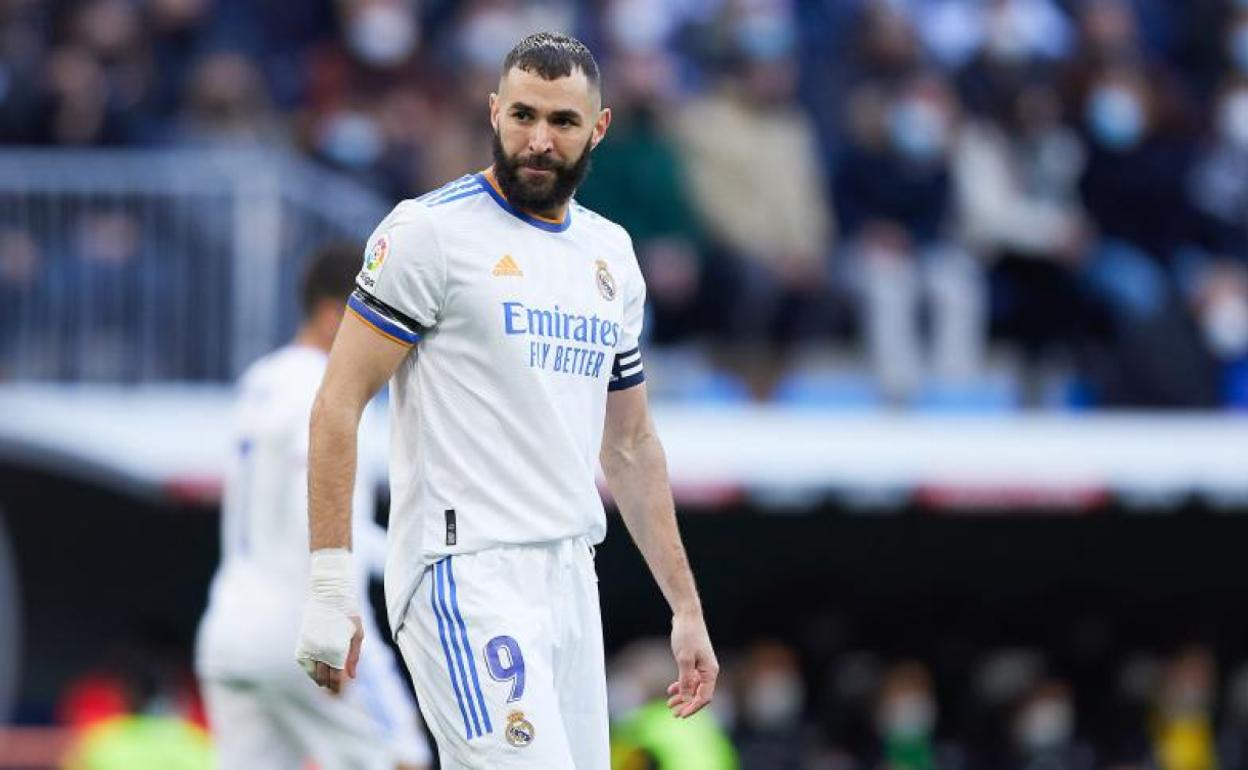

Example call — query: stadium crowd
[608,636,1248,770]
[47,630,1248,770]
[3,0,1248,409]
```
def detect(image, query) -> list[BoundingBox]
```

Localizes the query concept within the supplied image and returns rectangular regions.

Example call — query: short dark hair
[502,32,600,90]
[300,241,360,318]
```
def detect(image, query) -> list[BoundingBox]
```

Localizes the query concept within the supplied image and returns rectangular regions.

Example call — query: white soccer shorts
[394,537,609,769]
[203,640,430,770]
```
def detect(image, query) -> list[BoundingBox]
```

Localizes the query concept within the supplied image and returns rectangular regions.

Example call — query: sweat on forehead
[501,31,601,90]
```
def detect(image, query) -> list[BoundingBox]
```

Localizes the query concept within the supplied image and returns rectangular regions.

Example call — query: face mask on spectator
[1086,85,1144,151]
[888,99,948,162]
[1219,91,1248,150]
[1204,293,1248,358]
[743,670,804,730]
[317,111,383,168]
[880,693,936,739]
[1015,699,1073,752]
[1231,25,1248,74]
[348,4,417,67]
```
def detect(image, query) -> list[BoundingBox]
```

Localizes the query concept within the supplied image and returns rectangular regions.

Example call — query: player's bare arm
[600,383,718,718]
[297,311,410,693]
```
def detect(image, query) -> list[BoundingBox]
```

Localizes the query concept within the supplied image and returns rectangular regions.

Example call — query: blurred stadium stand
[0,150,386,381]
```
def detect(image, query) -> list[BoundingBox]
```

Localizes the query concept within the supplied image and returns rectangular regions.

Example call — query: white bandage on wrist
[295,548,360,676]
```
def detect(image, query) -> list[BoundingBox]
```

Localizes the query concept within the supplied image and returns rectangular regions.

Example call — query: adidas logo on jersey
[492,254,523,277]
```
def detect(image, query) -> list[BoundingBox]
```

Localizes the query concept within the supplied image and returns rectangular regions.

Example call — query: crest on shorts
[595,259,616,301]
[505,710,535,748]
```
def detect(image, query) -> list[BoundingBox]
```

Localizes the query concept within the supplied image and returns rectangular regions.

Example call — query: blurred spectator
[1183,78,1248,367]
[0,228,40,379]
[952,82,1095,403]
[145,0,213,117]
[1070,0,1143,69]
[301,0,430,197]
[177,52,278,144]
[576,50,706,345]
[867,660,953,770]
[41,45,126,146]
[835,73,984,404]
[810,0,923,185]
[608,638,739,770]
[1006,680,1095,770]
[1219,663,1248,770]
[0,0,53,142]
[1227,10,1248,81]
[851,2,922,88]
[672,1,835,351]
[1075,62,1221,406]
[67,210,143,380]
[57,639,212,770]
[730,639,821,770]
[64,0,158,143]
[914,0,1073,72]
[951,0,1072,123]
[1150,646,1219,770]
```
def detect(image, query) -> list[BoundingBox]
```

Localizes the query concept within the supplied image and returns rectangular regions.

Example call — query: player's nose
[528,122,554,154]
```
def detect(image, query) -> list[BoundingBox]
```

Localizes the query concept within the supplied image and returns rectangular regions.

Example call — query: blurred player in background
[295,32,718,770]
[196,244,430,770]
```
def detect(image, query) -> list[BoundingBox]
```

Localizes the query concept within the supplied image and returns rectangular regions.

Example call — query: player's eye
[512,110,533,122]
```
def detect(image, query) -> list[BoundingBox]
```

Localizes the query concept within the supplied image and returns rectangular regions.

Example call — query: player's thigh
[395,552,575,769]
[201,679,303,770]
[272,671,398,770]
[555,547,610,770]
[352,637,433,766]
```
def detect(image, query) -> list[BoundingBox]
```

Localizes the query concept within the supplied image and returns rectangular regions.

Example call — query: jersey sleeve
[349,202,445,346]
[608,254,647,392]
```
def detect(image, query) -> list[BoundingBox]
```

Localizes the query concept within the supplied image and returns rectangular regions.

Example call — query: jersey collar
[476,170,573,233]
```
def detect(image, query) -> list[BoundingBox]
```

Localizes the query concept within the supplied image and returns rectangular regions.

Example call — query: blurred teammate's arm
[600,383,718,718]
[297,311,410,693]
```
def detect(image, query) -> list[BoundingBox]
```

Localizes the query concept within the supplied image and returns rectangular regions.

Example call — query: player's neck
[293,324,332,354]
[484,166,569,223]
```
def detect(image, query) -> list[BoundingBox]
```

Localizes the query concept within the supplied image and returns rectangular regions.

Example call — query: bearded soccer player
[294,32,718,769]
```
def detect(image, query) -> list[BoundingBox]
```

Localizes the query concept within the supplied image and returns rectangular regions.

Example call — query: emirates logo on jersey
[595,259,616,301]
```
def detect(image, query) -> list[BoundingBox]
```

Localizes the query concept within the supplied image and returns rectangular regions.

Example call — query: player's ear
[489,92,500,131]
[590,106,611,150]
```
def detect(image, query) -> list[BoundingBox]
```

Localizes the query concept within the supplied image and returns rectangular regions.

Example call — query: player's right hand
[296,610,363,694]
[295,548,363,694]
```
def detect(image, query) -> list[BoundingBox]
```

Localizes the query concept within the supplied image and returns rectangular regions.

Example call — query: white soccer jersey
[196,345,383,679]
[197,345,429,767]
[350,170,647,633]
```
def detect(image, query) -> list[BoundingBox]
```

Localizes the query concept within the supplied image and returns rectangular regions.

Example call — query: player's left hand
[666,612,718,718]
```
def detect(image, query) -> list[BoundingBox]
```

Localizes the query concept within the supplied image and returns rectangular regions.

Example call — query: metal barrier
[0,150,391,382]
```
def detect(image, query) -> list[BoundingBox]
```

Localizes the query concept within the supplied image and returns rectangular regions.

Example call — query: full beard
[491,131,593,216]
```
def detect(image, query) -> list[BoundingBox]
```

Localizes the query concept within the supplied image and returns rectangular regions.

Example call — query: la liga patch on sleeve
[358,234,389,289]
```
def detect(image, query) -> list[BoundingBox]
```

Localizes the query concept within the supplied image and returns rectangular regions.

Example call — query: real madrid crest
[595,259,617,301]
[505,710,535,748]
